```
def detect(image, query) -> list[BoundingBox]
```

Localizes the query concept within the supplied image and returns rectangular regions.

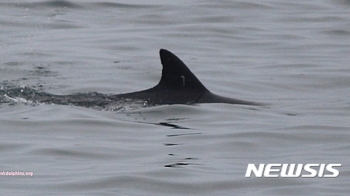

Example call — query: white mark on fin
[181,76,185,86]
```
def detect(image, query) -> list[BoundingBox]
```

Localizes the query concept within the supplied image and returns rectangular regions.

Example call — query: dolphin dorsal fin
[156,49,208,92]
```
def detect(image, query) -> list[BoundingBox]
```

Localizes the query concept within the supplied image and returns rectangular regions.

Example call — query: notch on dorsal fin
[156,49,208,92]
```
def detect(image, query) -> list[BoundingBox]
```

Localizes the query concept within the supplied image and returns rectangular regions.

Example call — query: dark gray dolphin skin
[13,49,261,107]
[110,49,260,106]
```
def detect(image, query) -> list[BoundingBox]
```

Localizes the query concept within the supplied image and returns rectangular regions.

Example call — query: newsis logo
[245,164,342,178]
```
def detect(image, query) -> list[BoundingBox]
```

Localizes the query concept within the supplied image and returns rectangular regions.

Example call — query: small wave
[0,84,149,111]
[0,0,82,9]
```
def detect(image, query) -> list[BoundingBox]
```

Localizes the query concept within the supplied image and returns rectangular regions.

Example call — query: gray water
[1,0,350,195]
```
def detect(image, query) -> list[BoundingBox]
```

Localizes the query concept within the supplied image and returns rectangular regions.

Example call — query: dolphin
[4,49,261,108]
[111,49,260,105]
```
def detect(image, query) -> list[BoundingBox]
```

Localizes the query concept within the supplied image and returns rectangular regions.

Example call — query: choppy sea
[1,0,349,195]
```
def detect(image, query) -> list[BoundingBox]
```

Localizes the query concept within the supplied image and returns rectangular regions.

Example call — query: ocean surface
[1,0,349,195]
